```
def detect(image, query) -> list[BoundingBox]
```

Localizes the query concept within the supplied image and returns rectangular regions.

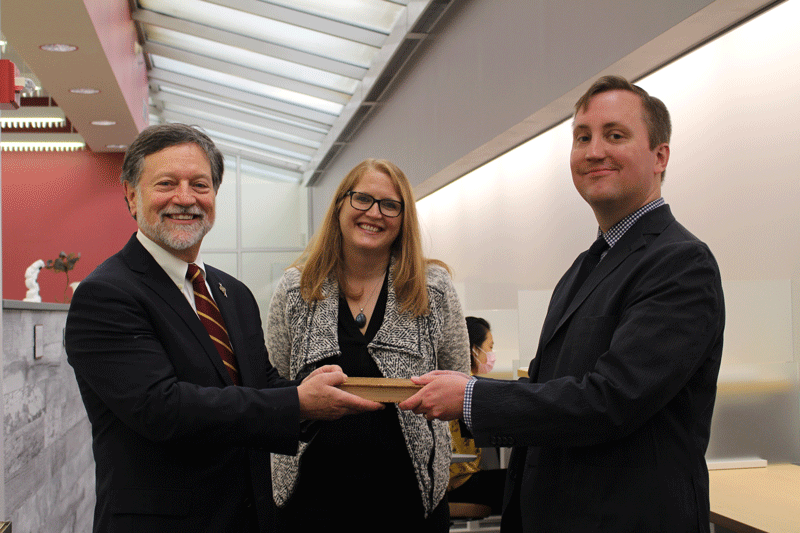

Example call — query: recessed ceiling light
[91,120,116,126]
[106,144,128,150]
[70,87,100,95]
[40,43,78,52]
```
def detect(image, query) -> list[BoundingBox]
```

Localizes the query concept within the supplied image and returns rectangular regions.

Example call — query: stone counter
[2,300,94,532]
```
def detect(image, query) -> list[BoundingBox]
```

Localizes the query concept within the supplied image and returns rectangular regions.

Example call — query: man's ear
[123,182,137,220]
[654,143,670,175]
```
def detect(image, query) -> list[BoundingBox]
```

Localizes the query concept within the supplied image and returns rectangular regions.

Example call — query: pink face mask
[474,346,496,374]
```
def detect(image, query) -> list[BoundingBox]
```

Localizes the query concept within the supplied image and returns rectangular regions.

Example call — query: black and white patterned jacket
[267,261,470,515]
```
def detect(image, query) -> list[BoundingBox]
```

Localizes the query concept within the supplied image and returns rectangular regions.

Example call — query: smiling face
[338,169,403,260]
[570,90,669,231]
[124,143,216,262]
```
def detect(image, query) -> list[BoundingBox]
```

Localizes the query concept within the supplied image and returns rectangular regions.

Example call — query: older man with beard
[65,123,381,533]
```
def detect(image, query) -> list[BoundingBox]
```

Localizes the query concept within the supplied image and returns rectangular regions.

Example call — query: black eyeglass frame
[344,191,404,218]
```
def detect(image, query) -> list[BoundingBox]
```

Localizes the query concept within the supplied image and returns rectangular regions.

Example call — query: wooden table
[709,463,800,532]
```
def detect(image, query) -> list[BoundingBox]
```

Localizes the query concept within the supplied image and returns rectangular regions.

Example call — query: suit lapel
[539,206,674,350]
[120,235,234,386]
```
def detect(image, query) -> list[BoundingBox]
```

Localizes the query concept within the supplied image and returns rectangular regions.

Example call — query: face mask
[474,346,496,374]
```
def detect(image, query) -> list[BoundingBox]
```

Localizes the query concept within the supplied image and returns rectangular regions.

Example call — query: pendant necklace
[354,275,383,328]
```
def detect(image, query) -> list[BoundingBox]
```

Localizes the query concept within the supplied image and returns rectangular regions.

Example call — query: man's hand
[297,365,383,420]
[398,370,470,421]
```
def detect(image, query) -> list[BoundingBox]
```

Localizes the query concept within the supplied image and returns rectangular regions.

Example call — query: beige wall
[414,0,800,463]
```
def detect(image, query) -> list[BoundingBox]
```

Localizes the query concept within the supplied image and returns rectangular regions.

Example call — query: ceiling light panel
[0,106,66,127]
[157,85,330,134]
[140,0,380,67]
[203,127,311,164]
[1,132,85,151]
[144,25,359,94]
[161,100,323,148]
[135,0,451,182]
[148,68,339,125]
[150,55,345,115]
[265,0,404,34]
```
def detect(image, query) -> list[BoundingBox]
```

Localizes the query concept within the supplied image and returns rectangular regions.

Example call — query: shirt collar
[598,198,665,248]
[136,230,207,289]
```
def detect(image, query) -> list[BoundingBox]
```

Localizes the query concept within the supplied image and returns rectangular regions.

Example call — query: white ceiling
[1,0,455,184]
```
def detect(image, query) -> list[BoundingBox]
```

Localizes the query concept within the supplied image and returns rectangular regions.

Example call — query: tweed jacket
[267,261,470,515]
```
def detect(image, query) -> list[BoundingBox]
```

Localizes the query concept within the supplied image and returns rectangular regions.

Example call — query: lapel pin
[219,283,227,297]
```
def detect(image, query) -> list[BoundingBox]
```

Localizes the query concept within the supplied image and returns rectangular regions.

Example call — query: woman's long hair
[293,158,448,317]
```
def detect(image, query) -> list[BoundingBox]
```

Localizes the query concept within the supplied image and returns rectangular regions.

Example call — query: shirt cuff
[463,376,478,433]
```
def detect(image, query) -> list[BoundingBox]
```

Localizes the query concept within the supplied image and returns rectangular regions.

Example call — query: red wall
[2,150,137,302]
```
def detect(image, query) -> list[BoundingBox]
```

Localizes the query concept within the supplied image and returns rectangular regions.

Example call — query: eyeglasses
[345,191,403,218]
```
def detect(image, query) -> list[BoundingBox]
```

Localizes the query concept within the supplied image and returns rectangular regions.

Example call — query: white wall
[417,0,800,462]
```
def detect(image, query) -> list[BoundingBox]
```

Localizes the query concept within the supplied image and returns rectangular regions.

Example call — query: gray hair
[120,123,224,191]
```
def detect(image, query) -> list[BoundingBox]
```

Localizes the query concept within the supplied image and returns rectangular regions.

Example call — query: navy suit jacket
[472,206,724,532]
[66,234,301,532]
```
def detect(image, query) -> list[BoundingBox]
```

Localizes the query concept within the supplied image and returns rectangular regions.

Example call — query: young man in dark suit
[65,123,382,533]
[401,76,725,532]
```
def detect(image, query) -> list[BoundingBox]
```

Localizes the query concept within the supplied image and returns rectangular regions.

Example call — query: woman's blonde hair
[293,158,448,317]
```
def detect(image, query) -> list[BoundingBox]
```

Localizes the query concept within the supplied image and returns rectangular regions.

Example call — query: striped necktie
[186,263,241,385]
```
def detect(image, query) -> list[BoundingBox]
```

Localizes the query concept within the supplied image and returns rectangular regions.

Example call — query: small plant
[45,251,80,303]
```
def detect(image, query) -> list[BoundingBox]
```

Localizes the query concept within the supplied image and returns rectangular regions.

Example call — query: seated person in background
[448,317,506,515]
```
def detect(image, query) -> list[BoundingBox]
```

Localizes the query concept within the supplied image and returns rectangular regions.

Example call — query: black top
[276,272,449,530]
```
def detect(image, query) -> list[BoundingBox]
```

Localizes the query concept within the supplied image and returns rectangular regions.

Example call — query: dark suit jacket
[65,234,301,533]
[472,206,724,533]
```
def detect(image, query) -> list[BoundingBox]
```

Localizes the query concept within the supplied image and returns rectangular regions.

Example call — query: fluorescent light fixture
[90,120,116,126]
[1,133,85,151]
[70,87,100,95]
[0,106,66,128]
[39,43,78,52]
[106,144,128,150]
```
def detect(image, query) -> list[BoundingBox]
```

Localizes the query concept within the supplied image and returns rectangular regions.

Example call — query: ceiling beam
[204,0,387,47]
[133,9,367,79]
[156,109,315,161]
[148,68,338,126]
[150,90,326,145]
[144,41,350,104]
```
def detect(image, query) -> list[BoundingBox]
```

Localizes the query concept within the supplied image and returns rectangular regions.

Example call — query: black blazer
[65,234,301,533]
[472,206,724,533]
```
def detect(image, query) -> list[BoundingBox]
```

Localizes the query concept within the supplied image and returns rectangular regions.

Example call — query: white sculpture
[24,260,46,302]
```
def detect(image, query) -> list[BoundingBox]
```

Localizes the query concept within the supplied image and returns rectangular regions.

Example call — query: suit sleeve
[65,276,300,454]
[471,240,724,447]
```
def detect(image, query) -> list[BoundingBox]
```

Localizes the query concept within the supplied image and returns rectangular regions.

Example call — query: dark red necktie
[186,263,241,385]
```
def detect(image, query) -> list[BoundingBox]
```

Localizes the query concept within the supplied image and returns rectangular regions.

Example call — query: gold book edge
[338,377,422,403]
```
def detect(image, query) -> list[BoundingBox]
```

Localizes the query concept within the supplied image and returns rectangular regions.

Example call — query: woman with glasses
[267,158,469,531]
